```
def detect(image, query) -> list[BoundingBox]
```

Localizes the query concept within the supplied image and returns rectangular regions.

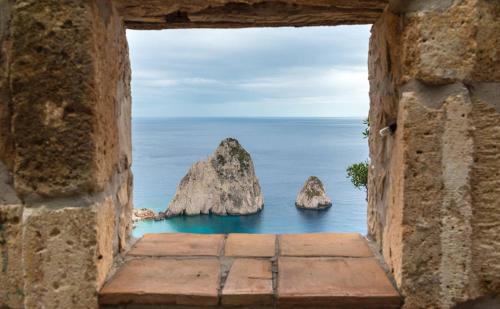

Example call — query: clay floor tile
[222,259,274,306]
[224,234,276,257]
[99,258,220,306]
[277,257,401,308]
[128,233,224,256]
[279,233,373,257]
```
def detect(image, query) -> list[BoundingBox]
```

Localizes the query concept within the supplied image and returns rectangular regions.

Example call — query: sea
[132,117,368,237]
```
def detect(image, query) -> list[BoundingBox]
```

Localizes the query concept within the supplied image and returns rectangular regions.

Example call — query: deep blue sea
[132,117,368,237]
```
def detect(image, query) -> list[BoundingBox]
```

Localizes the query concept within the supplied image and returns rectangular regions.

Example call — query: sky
[127,25,371,118]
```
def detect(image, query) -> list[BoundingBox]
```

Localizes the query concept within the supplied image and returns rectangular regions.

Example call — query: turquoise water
[132,117,368,237]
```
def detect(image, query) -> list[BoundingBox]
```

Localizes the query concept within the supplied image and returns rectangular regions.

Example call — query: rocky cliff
[132,208,157,221]
[162,138,264,217]
[295,176,332,209]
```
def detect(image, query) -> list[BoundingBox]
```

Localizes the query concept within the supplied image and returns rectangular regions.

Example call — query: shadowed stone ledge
[115,0,388,29]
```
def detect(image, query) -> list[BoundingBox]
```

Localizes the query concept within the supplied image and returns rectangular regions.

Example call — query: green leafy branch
[346,161,369,191]
[346,117,370,192]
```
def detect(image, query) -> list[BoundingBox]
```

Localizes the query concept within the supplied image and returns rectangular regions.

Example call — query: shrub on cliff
[346,161,368,191]
[346,118,369,192]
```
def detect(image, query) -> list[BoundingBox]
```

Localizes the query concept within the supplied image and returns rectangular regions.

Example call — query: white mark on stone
[42,101,66,127]
[439,91,474,308]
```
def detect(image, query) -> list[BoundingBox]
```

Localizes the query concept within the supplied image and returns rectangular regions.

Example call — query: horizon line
[132,116,367,119]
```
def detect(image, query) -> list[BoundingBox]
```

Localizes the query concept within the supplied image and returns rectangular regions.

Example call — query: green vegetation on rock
[304,176,323,198]
[223,138,251,171]
[230,146,251,171]
[346,161,369,191]
[346,118,370,192]
[362,118,370,139]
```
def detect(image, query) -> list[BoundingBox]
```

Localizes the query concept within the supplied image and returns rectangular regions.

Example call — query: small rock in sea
[132,208,157,221]
[163,138,264,217]
[295,176,332,209]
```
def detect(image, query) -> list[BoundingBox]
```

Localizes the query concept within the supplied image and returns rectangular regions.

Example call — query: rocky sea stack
[132,208,158,221]
[295,176,332,210]
[161,138,264,217]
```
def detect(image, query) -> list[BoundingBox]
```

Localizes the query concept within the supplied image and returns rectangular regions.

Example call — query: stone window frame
[1,1,499,308]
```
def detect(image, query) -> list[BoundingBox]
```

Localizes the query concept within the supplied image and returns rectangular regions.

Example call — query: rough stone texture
[165,138,264,217]
[438,86,475,308]
[295,176,332,209]
[391,81,500,309]
[397,83,468,309]
[132,207,157,221]
[1,0,499,308]
[367,9,402,276]
[369,2,500,308]
[0,154,23,308]
[9,0,131,197]
[115,0,388,29]
[21,200,116,308]
[469,83,500,299]
[0,41,23,305]
[0,161,20,206]
[0,203,24,309]
[0,0,14,170]
[369,53,496,308]
[0,1,133,308]
[116,171,133,252]
[396,0,500,85]
[0,173,131,309]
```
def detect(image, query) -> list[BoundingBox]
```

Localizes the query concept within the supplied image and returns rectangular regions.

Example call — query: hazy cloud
[127,25,371,118]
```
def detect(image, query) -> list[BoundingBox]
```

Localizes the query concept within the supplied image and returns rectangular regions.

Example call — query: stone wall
[0,0,13,169]
[0,0,132,308]
[1,0,499,308]
[368,1,500,308]
[115,0,388,29]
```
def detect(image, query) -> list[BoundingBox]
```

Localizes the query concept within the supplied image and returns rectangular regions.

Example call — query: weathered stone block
[469,82,500,297]
[116,172,133,252]
[93,0,132,186]
[1,1,498,309]
[377,82,479,309]
[0,203,24,309]
[370,4,500,307]
[389,0,456,14]
[22,198,116,308]
[367,8,404,285]
[420,83,474,309]
[0,0,14,169]
[0,161,19,205]
[471,1,500,82]
[0,161,23,308]
[116,0,388,29]
[9,0,130,197]
[399,0,500,84]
